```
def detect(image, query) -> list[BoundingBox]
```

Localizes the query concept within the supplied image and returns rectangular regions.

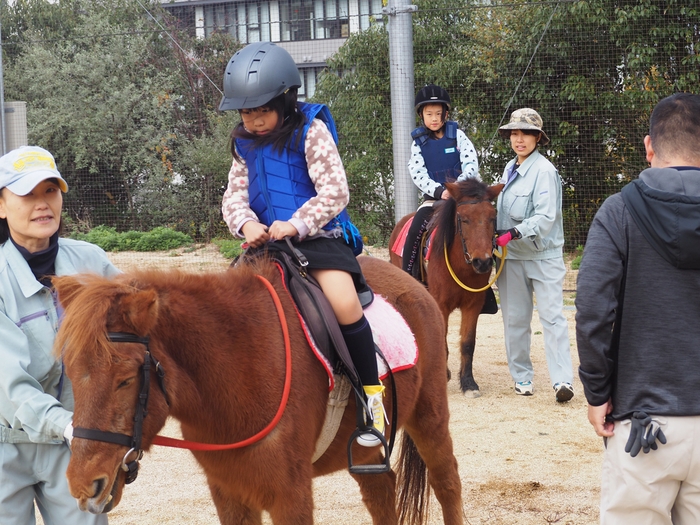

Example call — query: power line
[136,0,223,95]
[486,1,561,154]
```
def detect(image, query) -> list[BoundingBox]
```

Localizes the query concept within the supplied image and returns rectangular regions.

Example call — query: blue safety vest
[411,121,461,184]
[235,102,363,255]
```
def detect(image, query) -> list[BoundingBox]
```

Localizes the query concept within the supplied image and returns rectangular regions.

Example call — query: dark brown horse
[389,179,504,396]
[53,256,463,525]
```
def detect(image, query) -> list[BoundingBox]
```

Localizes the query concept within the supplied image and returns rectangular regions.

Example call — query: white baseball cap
[0,146,68,196]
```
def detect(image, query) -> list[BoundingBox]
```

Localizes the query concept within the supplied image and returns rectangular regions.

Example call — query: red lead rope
[151,274,292,451]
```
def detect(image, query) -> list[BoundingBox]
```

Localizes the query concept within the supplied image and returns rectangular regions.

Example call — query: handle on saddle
[284,237,309,269]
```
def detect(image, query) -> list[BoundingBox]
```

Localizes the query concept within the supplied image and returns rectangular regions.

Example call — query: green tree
[314,25,394,244]
[468,0,699,247]
[316,0,699,248]
[2,0,239,240]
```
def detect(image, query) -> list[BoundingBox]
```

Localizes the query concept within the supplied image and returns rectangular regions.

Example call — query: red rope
[151,274,292,451]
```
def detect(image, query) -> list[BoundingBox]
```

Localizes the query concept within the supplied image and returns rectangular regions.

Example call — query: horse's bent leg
[458,307,480,396]
[351,456,398,525]
[209,484,263,525]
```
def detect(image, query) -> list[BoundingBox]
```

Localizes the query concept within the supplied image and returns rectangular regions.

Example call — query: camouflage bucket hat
[498,108,550,146]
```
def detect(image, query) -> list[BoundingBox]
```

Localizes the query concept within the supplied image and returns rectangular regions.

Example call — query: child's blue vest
[235,102,363,255]
[411,120,461,184]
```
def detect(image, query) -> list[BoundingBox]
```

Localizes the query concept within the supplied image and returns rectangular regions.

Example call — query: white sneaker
[554,382,574,402]
[514,381,533,396]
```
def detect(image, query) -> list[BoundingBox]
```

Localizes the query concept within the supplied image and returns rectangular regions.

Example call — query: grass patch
[570,244,584,270]
[212,238,245,259]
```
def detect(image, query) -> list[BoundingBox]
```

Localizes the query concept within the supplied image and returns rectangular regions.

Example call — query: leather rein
[72,274,292,484]
[444,198,506,293]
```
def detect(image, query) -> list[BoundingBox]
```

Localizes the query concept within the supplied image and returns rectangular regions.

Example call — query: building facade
[160,0,384,99]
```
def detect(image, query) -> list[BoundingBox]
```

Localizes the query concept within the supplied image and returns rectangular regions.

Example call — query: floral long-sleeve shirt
[222,119,350,240]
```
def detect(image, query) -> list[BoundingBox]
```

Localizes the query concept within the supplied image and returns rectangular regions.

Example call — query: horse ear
[52,275,85,310]
[444,182,459,199]
[487,183,505,200]
[120,289,159,335]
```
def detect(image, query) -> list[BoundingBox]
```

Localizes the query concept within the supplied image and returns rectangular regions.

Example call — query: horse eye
[117,378,135,389]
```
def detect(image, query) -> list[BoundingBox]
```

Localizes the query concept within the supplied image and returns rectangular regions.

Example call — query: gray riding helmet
[219,42,302,111]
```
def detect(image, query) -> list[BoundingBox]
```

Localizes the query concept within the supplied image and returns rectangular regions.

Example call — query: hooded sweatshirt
[576,166,700,420]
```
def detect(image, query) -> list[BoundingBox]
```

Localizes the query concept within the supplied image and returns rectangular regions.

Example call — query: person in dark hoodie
[576,92,700,524]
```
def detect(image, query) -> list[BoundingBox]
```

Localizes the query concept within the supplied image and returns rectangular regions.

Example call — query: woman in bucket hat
[494,109,574,403]
[0,146,118,524]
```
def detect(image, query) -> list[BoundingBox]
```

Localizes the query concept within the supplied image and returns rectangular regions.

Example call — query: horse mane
[55,273,132,370]
[431,178,491,256]
[55,260,278,371]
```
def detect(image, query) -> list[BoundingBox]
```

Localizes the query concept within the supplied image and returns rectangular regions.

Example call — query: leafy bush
[71,226,193,252]
[134,227,194,252]
[212,238,245,259]
[570,245,584,270]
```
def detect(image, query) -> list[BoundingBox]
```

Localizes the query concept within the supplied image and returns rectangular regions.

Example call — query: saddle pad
[304,294,419,391]
[391,217,413,257]
[424,229,437,262]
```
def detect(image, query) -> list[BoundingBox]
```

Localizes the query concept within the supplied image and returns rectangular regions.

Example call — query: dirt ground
[50,245,603,525]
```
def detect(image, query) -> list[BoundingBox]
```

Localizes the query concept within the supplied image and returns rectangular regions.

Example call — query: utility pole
[383,0,418,221]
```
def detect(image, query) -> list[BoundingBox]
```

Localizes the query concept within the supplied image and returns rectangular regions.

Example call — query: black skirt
[249,236,369,293]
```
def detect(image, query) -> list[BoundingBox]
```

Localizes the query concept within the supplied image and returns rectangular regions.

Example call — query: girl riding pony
[219,42,385,447]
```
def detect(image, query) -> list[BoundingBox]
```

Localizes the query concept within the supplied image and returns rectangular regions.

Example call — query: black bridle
[72,332,169,484]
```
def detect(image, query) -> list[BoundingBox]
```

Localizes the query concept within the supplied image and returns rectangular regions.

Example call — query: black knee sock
[340,315,379,386]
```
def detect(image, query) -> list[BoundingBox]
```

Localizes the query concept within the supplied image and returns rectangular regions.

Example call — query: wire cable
[136,0,223,96]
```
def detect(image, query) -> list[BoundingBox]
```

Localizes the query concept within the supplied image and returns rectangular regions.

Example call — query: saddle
[392,216,499,315]
[235,240,396,473]
[271,245,373,392]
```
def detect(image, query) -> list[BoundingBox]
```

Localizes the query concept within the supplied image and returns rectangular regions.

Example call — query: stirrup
[347,387,390,474]
[347,427,390,475]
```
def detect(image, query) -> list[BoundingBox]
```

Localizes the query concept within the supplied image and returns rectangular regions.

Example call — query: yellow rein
[443,243,507,293]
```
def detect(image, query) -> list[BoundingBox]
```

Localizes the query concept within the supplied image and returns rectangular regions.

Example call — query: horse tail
[396,432,430,525]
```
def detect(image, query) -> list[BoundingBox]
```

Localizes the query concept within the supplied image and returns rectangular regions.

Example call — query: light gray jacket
[496,149,565,260]
[0,239,119,444]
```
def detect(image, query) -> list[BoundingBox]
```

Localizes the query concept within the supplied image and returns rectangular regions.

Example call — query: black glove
[641,421,667,454]
[495,228,521,247]
[625,412,651,457]
[625,411,666,457]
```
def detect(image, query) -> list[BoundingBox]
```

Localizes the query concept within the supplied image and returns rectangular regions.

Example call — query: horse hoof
[463,389,481,398]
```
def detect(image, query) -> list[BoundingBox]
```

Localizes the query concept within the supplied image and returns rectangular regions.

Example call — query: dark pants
[402,205,434,274]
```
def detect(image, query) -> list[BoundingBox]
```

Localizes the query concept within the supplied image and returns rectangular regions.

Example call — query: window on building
[165,6,197,38]
[203,2,271,43]
[167,0,383,43]
[359,0,383,30]
[298,66,327,100]
[278,0,355,41]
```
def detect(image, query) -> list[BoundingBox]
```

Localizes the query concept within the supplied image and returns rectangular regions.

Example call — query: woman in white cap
[494,109,574,403]
[0,146,118,524]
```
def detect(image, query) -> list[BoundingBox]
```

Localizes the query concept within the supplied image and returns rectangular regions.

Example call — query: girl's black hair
[418,102,449,140]
[230,88,307,162]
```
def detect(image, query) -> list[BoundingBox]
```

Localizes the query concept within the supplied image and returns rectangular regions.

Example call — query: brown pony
[389,179,504,396]
[53,256,463,525]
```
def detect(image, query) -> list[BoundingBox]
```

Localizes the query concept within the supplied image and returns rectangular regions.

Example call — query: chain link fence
[1,0,697,290]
